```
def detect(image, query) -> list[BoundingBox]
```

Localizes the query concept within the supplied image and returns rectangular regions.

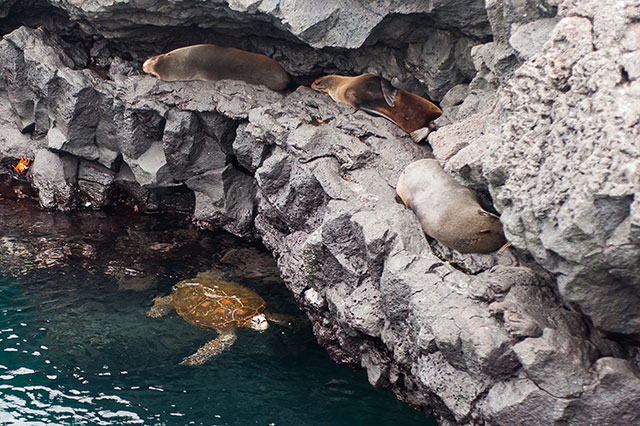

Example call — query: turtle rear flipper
[147,295,173,318]
[179,328,237,366]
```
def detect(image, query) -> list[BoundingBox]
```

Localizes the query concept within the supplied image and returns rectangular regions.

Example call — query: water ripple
[0,197,432,426]
[0,383,144,425]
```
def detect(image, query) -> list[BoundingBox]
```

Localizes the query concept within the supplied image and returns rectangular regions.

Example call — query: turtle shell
[171,277,267,329]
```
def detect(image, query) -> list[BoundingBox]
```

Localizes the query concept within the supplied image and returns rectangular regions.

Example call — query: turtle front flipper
[147,295,174,318]
[179,328,237,366]
[265,312,309,329]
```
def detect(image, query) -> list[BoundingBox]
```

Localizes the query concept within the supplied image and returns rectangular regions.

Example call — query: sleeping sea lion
[396,159,507,253]
[311,73,442,142]
[142,44,291,91]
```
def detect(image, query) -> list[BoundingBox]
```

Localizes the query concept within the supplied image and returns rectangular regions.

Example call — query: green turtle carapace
[147,271,294,366]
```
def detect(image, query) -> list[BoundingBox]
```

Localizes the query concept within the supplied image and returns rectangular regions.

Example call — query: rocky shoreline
[0,1,639,424]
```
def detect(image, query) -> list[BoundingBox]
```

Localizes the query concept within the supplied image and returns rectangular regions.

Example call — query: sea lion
[396,159,507,253]
[142,44,291,91]
[311,73,442,142]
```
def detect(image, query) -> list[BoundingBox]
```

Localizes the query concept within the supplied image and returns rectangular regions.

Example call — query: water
[0,196,432,426]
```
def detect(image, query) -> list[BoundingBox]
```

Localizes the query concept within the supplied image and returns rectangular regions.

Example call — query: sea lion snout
[311,76,331,95]
[142,56,160,77]
[474,213,507,251]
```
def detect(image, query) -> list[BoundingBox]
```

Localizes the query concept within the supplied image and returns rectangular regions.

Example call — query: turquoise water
[0,198,432,426]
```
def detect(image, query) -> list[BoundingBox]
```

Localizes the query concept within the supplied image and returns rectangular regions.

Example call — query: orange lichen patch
[12,156,31,174]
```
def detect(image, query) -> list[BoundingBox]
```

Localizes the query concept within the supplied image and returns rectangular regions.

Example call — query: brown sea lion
[142,44,291,91]
[396,159,507,253]
[311,73,442,142]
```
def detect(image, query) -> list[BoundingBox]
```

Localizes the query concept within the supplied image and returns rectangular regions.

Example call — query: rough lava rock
[431,0,640,342]
[0,1,639,425]
[4,0,485,100]
[49,0,491,48]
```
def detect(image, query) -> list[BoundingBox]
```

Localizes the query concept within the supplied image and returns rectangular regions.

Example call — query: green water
[0,200,432,426]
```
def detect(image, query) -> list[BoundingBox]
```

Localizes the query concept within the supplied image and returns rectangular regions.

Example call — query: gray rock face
[29,149,76,210]
[32,0,482,101]
[51,0,491,48]
[433,0,640,341]
[0,0,639,425]
[491,2,640,339]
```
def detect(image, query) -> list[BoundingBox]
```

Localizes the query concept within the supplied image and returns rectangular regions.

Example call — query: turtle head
[248,313,269,331]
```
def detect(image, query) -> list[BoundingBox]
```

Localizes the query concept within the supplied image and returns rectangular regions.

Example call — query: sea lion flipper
[379,78,397,107]
[410,128,431,143]
[360,107,397,125]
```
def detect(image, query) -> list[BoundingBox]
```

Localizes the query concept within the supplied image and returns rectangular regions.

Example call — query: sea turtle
[147,270,293,366]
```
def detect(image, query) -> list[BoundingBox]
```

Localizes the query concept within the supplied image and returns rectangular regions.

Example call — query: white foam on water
[99,410,142,420]
[10,367,35,375]
[96,394,131,405]
[1,380,146,425]
[97,410,144,424]
[47,406,76,414]
[25,392,49,409]
[0,411,47,426]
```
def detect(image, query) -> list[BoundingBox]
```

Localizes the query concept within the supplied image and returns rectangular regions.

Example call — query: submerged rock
[0,193,263,290]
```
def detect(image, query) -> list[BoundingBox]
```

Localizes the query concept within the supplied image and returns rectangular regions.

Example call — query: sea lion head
[462,209,507,253]
[142,54,163,78]
[143,52,184,80]
[311,75,339,96]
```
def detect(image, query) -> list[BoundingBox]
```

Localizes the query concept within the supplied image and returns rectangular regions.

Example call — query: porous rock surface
[0,1,639,425]
[431,0,640,341]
